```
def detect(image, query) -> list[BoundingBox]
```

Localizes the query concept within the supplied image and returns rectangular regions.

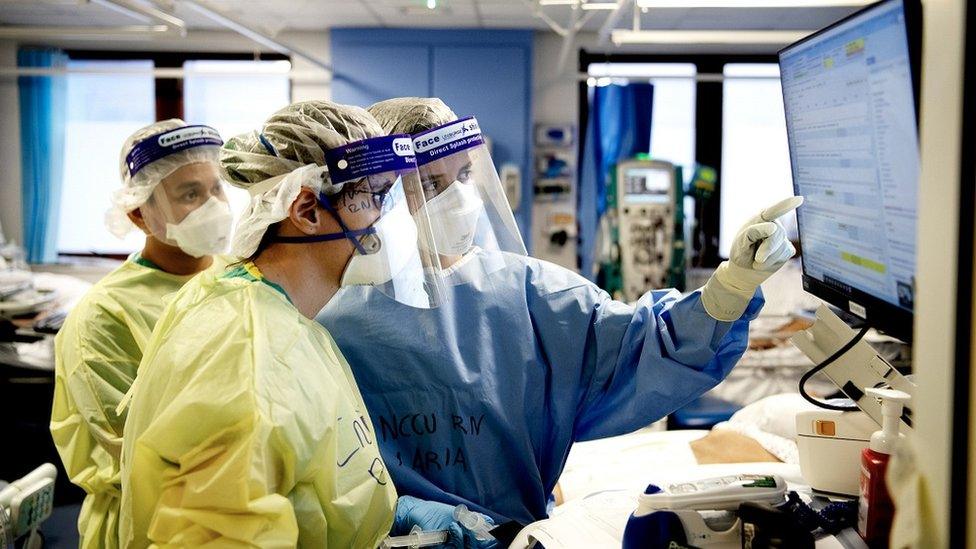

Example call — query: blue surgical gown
[319,252,763,525]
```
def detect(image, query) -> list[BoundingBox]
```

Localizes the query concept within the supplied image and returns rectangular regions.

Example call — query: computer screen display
[780,0,919,338]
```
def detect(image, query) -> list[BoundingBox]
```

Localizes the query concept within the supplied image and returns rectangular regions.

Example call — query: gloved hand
[392,495,498,549]
[701,196,804,321]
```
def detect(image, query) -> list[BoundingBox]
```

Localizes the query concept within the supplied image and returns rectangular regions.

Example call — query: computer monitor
[779,0,921,342]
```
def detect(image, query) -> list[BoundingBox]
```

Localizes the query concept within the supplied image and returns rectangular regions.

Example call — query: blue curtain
[18,47,68,264]
[578,82,654,280]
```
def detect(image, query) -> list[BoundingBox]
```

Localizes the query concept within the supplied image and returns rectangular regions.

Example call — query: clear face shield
[321,135,446,309]
[412,117,527,283]
[125,126,234,258]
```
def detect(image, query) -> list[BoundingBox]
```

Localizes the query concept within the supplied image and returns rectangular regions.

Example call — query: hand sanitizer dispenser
[857,387,909,547]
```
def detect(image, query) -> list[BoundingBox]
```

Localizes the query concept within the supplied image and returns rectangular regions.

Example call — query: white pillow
[712,393,820,464]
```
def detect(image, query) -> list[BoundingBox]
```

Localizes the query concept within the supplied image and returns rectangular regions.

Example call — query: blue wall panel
[331,29,534,248]
[330,45,430,109]
[431,45,530,231]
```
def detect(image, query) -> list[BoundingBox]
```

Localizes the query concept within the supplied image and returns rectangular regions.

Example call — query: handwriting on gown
[337,412,387,485]
[376,412,487,474]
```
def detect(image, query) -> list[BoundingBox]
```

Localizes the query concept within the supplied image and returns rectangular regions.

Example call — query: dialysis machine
[613,157,686,302]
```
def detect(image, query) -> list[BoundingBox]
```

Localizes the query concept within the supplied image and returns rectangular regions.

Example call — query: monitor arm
[790,304,916,432]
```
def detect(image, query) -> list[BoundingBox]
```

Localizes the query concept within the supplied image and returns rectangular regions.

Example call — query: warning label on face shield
[412,116,485,166]
[325,134,417,185]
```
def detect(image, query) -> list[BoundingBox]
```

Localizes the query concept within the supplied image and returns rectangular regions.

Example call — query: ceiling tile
[0,1,139,27]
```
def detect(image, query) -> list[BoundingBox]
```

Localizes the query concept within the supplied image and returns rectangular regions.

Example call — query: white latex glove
[701,196,804,321]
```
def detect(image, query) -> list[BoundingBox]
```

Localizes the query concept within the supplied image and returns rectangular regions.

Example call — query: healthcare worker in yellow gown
[50,120,234,548]
[118,100,493,548]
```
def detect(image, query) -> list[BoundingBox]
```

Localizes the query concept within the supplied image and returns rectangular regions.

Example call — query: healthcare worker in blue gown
[318,97,803,526]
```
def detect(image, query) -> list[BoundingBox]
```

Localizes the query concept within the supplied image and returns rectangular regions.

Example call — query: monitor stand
[790,304,916,433]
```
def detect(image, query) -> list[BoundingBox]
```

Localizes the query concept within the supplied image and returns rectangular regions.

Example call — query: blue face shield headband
[269,134,418,255]
[124,125,223,178]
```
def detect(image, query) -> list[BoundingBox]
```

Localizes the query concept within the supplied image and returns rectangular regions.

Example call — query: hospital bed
[541,395,867,548]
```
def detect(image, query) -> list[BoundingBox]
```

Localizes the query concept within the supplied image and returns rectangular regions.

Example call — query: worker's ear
[127,208,151,235]
[288,187,330,235]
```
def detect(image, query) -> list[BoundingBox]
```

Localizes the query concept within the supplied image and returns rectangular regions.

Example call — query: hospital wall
[533,33,586,132]
[0,40,23,246]
[331,29,538,245]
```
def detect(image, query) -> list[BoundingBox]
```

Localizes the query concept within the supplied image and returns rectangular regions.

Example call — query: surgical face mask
[418,180,484,256]
[341,195,420,287]
[164,196,233,258]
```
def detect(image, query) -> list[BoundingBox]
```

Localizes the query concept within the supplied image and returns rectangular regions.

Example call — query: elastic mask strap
[274,227,374,244]
[272,191,372,254]
[318,191,372,255]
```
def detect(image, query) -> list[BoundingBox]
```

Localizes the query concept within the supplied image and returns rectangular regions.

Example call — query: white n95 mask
[165,196,233,258]
[341,196,421,287]
[419,180,485,256]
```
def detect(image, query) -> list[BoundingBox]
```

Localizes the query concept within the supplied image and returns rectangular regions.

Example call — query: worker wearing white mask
[50,119,233,549]
[118,101,489,548]
[106,121,233,257]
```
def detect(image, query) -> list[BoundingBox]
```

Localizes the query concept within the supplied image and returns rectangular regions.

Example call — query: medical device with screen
[615,159,679,301]
[779,0,921,341]
[624,167,672,204]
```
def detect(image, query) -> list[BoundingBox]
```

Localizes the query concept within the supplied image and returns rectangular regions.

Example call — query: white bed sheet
[559,429,707,503]
[543,429,862,549]
[559,429,808,504]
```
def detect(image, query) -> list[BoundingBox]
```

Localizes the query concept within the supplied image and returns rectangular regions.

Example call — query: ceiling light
[637,0,873,7]
[611,29,812,44]
[0,0,86,4]
[539,0,577,5]
[581,2,619,9]
[0,24,170,39]
[427,0,436,8]
[401,5,452,15]
[90,0,154,24]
